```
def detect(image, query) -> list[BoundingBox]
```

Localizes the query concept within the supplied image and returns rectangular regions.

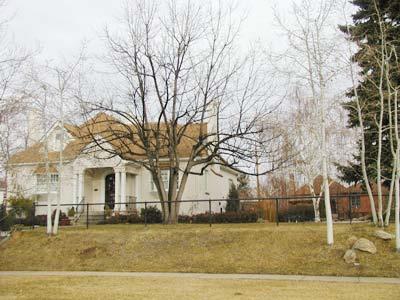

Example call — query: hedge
[179,211,258,223]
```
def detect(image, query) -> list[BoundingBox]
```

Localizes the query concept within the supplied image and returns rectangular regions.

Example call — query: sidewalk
[1,271,399,284]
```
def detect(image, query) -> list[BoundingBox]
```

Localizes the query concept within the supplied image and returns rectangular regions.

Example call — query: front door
[105,174,115,210]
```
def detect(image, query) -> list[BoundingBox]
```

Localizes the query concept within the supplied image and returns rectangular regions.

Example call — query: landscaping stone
[343,249,357,264]
[374,230,394,240]
[347,235,358,247]
[352,238,377,254]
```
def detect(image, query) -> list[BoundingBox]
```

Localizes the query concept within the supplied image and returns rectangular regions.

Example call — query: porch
[73,166,139,214]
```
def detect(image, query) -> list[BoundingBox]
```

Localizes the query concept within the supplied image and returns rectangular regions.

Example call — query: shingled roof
[9,113,208,165]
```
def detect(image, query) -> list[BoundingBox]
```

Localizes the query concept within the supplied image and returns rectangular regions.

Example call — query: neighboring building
[294,176,390,220]
[7,113,237,216]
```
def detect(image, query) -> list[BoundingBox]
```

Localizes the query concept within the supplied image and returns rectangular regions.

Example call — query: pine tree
[226,182,240,212]
[338,0,400,187]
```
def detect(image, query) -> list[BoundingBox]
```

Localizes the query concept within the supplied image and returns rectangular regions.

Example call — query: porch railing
[73,197,85,223]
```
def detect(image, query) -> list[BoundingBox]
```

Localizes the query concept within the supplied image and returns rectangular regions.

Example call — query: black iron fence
[0,193,392,230]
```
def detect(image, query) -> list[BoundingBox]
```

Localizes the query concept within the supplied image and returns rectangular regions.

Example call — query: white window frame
[36,173,59,194]
[350,194,361,208]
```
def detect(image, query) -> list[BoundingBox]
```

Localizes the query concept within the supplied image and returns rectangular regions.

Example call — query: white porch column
[78,171,84,204]
[120,170,126,212]
[72,173,78,206]
[135,174,139,203]
[115,171,121,211]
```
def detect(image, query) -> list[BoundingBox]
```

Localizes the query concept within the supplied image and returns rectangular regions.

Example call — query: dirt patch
[79,246,98,257]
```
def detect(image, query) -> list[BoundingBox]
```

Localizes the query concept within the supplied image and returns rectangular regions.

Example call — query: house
[7,112,238,217]
[293,176,390,220]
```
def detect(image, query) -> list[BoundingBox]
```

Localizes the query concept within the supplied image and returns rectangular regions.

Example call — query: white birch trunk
[42,93,52,235]
[342,9,378,225]
[321,106,333,245]
[395,161,400,252]
[52,90,64,235]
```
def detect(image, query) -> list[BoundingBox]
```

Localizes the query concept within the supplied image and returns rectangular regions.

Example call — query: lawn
[0,223,399,277]
[1,275,400,300]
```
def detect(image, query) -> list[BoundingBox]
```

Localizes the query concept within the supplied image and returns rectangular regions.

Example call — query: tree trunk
[395,172,400,252]
[312,198,321,222]
[321,108,333,245]
[385,167,396,226]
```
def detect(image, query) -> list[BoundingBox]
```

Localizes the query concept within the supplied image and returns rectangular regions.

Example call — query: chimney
[27,109,44,147]
[206,100,219,136]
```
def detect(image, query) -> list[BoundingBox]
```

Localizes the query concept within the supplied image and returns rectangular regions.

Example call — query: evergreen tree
[226,182,240,212]
[338,0,400,187]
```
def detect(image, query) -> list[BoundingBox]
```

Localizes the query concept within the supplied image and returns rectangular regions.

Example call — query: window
[150,169,181,192]
[350,194,361,208]
[36,174,58,193]
[151,170,171,192]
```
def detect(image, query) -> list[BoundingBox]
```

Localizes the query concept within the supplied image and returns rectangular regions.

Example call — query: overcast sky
[5,0,287,62]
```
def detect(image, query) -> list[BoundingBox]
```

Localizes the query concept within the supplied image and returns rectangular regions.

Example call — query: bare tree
[78,0,280,224]
[273,0,344,244]
[26,78,53,235]
[289,88,325,222]
[25,49,86,235]
[0,0,32,207]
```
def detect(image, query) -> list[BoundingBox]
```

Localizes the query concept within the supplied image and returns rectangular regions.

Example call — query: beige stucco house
[7,113,238,216]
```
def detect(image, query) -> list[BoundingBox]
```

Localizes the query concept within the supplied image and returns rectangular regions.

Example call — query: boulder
[353,238,377,254]
[374,230,394,240]
[343,249,357,264]
[347,235,358,247]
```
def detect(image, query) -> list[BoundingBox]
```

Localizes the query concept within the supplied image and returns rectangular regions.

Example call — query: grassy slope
[0,223,399,277]
[1,276,399,300]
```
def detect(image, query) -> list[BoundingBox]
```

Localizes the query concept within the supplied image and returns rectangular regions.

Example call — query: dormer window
[54,130,66,151]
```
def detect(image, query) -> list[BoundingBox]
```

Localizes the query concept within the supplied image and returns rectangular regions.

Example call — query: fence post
[275,198,279,226]
[31,202,36,230]
[144,201,147,227]
[86,202,89,229]
[348,193,352,225]
[209,199,212,227]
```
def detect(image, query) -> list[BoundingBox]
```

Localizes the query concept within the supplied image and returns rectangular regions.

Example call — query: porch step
[75,212,106,226]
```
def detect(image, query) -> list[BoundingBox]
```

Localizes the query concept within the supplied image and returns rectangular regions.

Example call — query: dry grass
[1,275,399,300]
[0,223,399,277]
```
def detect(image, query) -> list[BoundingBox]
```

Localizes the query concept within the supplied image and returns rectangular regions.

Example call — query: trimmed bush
[179,211,258,224]
[67,207,75,217]
[140,206,162,223]
[34,210,71,226]
[97,213,143,225]
[279,204,315,222]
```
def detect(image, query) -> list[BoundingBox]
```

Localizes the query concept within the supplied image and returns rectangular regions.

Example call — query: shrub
[127,214,143,224]
[104,204,113,218]
[279,204,315,222]
[179,211,258,224]
[67,207,75,217]
[140,206,162,223]
[8,195,34,220]
[50,210,71,226]
[98,213,142,225]
[0,205,16,231]
[34,215,47,226]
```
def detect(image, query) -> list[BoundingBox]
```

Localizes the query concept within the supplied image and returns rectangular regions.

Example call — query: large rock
[343,249,357,264]
[375,230,394,240]
[353,238,377,254]
[347,236,358,248]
